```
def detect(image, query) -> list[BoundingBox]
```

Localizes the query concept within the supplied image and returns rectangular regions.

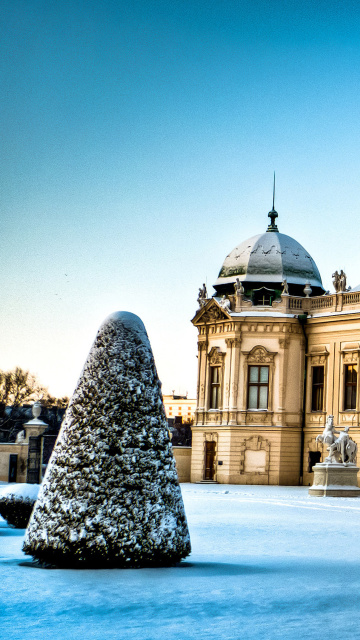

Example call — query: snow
[230,311,297,317]
[1,484,360,639]
[0,483,40,501]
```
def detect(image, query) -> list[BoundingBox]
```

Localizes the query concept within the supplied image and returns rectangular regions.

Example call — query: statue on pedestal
[281,279,289,295]
[310,416,360,496]
[326,425,357,465]
[219,295,230,311]
[332,270,347,293]
[234,278,244,296]
[316,416,357,465]
[197,284,207,309]
[316,414,336,447]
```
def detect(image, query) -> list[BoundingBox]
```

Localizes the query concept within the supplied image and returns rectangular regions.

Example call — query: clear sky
[1,0,360,399]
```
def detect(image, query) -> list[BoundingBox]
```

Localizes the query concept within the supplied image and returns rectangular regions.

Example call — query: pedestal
[309,463,360,497]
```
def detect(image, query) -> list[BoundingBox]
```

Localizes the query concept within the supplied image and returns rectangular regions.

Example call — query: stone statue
[325,424,357,465]
[234,278,244,296]
[281,279,289,295]
[332,270,347,293]
[15,430,25,444]
[219,295,230,311]
[197,284,207,308]
[316,417,357,466]
[316,414,336,446]
[339,270,347,292]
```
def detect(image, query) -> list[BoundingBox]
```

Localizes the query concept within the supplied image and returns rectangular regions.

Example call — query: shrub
[0,495,36,528]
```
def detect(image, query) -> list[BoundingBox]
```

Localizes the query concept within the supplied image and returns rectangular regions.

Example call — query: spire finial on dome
[267,171,279,232]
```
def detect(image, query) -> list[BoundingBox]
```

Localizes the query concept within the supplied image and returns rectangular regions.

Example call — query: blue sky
[1,0,360,397]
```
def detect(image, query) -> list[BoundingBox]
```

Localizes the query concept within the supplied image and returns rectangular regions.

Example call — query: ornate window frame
[306,346,329,415]
[340,346,360,414]
[206,347,226,411]
[242,346,276,412]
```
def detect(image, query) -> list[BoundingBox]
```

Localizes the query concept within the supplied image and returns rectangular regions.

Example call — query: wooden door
[205,441,216,480]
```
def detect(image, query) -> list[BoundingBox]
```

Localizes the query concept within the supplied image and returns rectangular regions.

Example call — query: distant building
[190,203,360,485]
[162,394,196,424]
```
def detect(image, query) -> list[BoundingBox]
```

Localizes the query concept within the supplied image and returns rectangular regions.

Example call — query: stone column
[278,333,289,415]
[224,338,233,415]
[197,342,208,420]
[229,337,242,424]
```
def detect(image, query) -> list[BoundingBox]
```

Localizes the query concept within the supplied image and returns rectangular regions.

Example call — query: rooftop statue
[332,270,347,293]
[281,279,289,295]
[197,283,207,308]
[234,278,244,296]
[219,295,230,311]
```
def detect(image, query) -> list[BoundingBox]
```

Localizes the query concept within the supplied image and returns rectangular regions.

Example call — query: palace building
[191,203,360,486]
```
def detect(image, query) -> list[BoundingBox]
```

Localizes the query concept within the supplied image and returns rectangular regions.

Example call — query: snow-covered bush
[0,483,39,528]
[23,311,191,567]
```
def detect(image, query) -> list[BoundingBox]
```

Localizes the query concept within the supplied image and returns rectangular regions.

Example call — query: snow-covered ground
[1,484,360,640]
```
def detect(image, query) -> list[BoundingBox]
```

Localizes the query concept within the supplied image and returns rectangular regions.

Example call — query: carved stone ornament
[332,270,347,293]
[234,278,244,295]
[279,337,289,349]
[208,346,225,366]
[219,295,231,311]
[239,435,270,475]
[341,347,360,366]
[316,418,358,465]
[197,283,208,308]
[202,306,229,322]
[245,345,276,364]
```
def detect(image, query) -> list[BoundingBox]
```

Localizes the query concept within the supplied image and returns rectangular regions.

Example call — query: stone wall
[0,444,28,483]
[172,446,191,483]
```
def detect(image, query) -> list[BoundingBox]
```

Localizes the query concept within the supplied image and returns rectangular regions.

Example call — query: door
[26,436,41,484]
[205,441,216,480]
[8,454,18,483]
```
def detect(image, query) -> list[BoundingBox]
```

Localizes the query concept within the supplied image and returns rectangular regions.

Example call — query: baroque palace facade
[191,205,360,486]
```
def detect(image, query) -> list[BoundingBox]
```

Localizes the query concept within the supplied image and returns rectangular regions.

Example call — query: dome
[214,225,324,297]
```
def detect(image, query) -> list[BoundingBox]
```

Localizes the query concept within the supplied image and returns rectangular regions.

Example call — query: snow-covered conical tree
[23,312,191,567]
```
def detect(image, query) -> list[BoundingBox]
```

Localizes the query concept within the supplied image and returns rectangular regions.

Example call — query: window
[308,450,321,473]
[311,366,324,412]
[210,366,221,409]
[247,365,269,409]
[344,364,357,410]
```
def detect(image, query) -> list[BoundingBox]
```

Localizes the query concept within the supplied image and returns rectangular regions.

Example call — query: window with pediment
[207,347,225,410]
[242,346,276,412]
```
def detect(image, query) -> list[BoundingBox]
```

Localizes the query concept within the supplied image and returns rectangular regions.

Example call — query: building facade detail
[190,206,360,487]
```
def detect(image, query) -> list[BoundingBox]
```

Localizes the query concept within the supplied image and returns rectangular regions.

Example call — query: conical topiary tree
[23,312,191,567]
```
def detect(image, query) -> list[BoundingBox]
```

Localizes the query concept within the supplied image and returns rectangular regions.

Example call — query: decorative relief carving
[279,337,289,349]
[245,345,277,364]
[310,355,327,365]
[239,435,270,475]
[204,432,217,442]
[208,346,226,366]
[245,411,272,425]
[225,382,230,402]
[202,306,229,322]
[198,341,207,352]
[343,351,357,364]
